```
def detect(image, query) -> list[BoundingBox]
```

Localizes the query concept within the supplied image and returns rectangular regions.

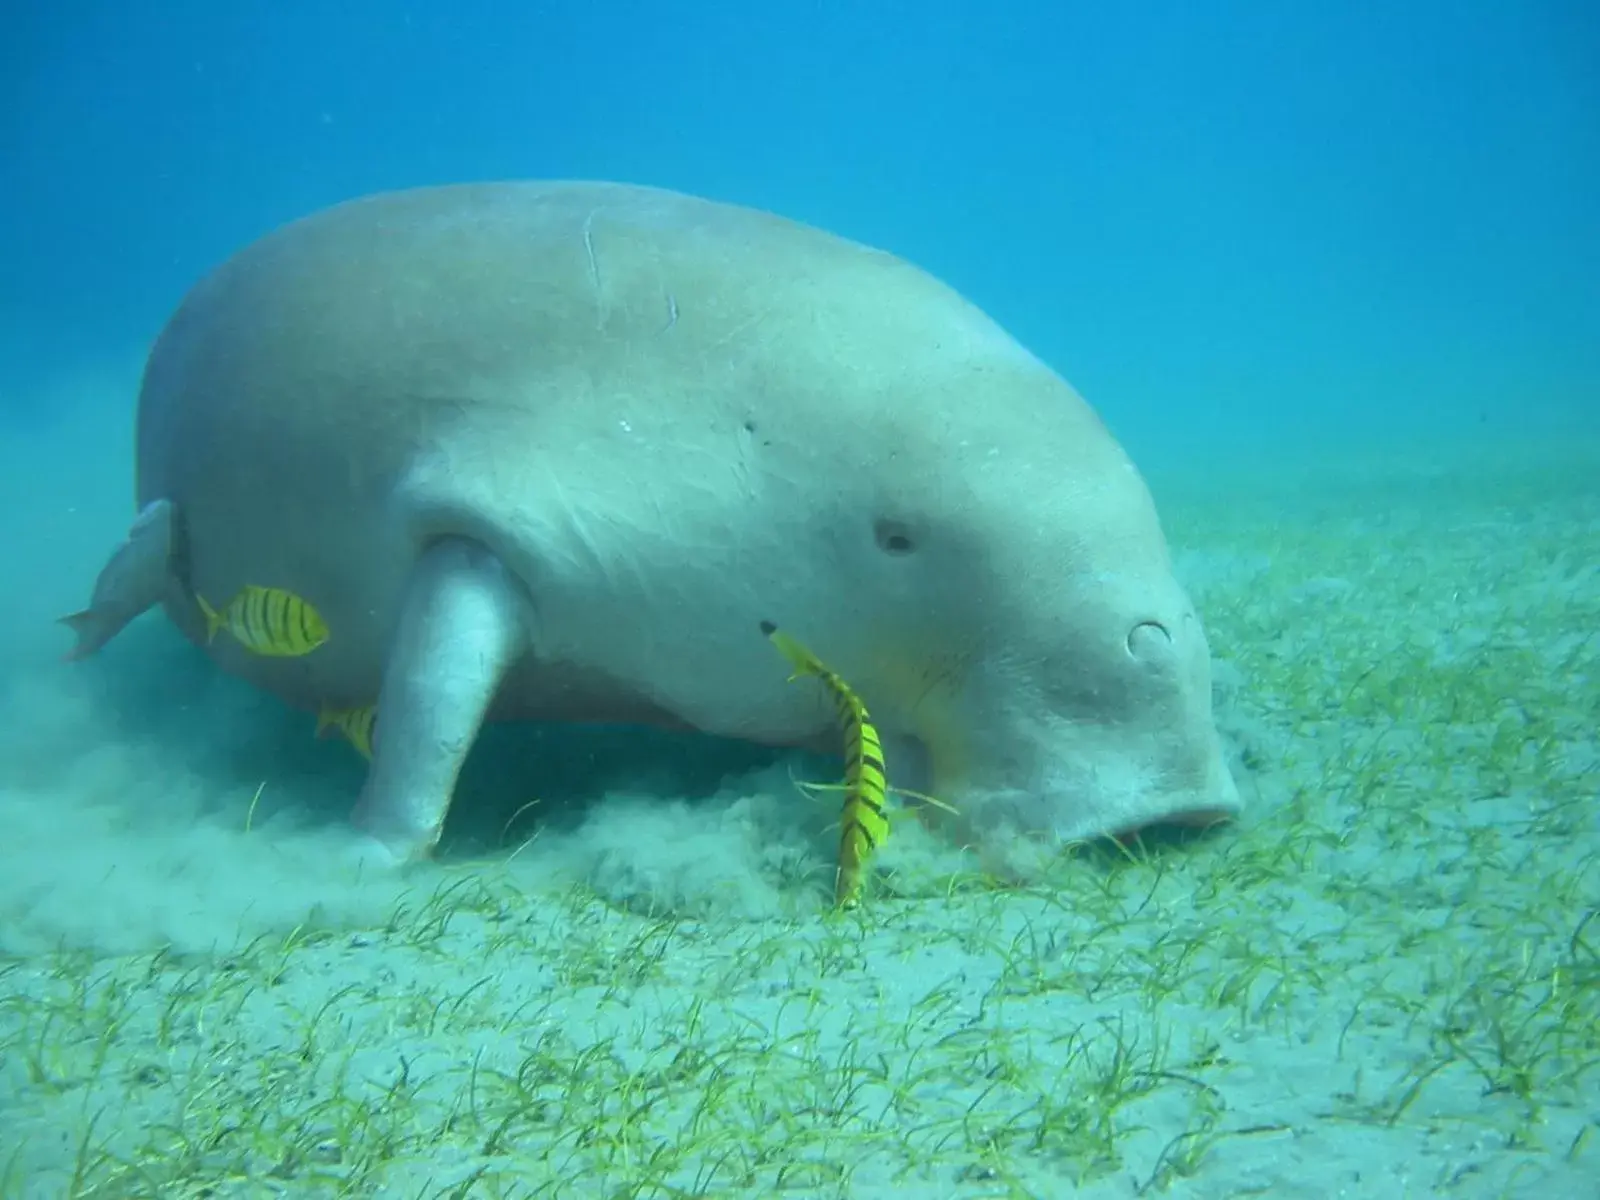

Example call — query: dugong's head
[752,268,1239,861]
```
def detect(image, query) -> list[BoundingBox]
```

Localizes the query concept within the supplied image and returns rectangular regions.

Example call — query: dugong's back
[138,179,996,511]
[135,182,1032,704]
[137,181,850,537]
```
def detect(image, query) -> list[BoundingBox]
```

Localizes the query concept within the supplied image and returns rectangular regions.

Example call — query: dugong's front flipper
[351,537,534,864]
[59,498,179,661]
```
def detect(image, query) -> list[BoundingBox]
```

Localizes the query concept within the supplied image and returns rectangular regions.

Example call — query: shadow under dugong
[63,180,1241,871]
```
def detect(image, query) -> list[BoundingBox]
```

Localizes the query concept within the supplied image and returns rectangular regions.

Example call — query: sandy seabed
[0,402,1595,1199]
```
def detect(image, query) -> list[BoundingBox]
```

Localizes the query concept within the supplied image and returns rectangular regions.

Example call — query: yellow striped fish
[197,586,329,657]
[761,620,889,908]
[316,704,376,760]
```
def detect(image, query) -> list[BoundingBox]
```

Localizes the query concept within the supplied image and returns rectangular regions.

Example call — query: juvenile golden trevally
[197,585,329,657]
[317,704,376,759]
[762,620,889,908]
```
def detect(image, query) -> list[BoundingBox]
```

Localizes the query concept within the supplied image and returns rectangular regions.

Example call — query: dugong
[64,181,1240,868]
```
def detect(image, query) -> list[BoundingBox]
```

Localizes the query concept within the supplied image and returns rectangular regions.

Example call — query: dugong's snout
[1046,597,1237,842]
[931,584,1239,857]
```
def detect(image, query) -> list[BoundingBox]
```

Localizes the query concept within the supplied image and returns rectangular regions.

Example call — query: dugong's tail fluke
[59,499,179,662]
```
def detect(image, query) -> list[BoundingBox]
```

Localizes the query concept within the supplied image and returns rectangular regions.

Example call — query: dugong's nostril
[1126,621,1172,659]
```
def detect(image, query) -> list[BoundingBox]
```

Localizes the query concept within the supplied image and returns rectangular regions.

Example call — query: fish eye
[874,519,917,556]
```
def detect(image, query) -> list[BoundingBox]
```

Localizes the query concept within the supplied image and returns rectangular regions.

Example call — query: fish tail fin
[350,707,376,760]
[836,844,869,908]
[314,707,335,740]
[196,595,222,643]
[836,808,881,907]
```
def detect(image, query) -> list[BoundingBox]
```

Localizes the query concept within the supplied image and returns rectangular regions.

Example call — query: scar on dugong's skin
[63,180,1241,872]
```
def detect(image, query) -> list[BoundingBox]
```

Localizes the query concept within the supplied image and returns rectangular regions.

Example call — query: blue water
[4,6,1600,1195]
[4,0,1596,460]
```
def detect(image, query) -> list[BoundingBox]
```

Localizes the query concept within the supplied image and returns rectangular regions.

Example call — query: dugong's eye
[874,518,917,556]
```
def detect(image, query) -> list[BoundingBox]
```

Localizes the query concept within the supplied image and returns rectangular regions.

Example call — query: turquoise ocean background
[5,1,1596,456]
